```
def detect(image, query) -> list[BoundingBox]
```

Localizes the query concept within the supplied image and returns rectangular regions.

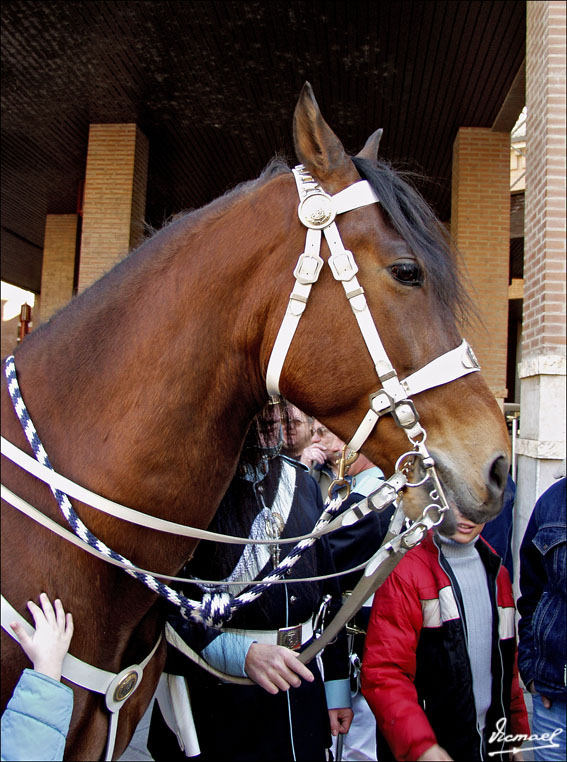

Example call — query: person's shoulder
[478,534,513,576]
[350,466,385,499]
[534,478,566,522]
[281,455,324,510]
[477,534,504,562]
[538,477,566,505]
[280,453,309,473]
[386,532,441,588]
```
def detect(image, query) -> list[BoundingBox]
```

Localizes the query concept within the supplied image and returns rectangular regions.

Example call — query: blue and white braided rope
[225,495,343,615]
[4,356,342,628]
[4,356,215,622]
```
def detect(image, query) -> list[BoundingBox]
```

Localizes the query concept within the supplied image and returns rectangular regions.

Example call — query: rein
[1,434,405,549]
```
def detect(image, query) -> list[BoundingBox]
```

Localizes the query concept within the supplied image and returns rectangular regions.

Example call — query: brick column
[78,124,149,292]
[451,128,511,406]
[514,0,566,583]
[38,214,78,324]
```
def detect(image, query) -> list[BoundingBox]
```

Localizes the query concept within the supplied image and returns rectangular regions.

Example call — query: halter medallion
[113,670,139,702]
[297,192,336,229]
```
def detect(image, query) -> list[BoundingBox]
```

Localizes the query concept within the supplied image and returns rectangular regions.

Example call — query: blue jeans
[531,694,566,762]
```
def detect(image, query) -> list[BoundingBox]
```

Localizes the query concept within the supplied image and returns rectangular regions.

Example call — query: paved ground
[118,689,535,761]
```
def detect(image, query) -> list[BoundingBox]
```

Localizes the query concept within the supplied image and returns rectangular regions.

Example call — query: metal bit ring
[394,450,431,488]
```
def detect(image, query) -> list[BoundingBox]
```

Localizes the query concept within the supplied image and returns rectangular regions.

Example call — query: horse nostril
[488,454,509,495]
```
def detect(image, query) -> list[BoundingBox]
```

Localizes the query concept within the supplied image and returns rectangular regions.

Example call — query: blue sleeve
[1,669,73,762]
[325,678,353,709]
[517,507,543,687]
[201,632,257,677]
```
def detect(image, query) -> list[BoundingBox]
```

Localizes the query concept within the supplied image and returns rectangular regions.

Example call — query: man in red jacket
[361,509,529,761]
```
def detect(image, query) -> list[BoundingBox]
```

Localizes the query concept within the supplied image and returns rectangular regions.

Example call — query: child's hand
[10,593,74,681]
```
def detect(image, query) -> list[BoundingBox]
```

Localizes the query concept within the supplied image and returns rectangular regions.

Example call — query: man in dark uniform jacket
[148,405,353,762]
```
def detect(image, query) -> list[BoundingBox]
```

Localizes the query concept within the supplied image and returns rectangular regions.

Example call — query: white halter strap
[266,166,480,453]
[266,168,381,399]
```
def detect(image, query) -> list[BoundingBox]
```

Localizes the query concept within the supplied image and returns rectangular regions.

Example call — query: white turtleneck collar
[436,531,479,559]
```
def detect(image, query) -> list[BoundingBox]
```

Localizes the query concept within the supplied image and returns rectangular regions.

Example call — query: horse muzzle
[400,448,510,526]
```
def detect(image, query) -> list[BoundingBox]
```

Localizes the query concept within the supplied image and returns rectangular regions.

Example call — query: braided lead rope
[209,493,345,623]
[3,356,219,623]
[2,356,344,627]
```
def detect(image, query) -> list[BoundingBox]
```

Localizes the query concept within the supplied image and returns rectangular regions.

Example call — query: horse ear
[293,82,352,184]
[355,128,383,161]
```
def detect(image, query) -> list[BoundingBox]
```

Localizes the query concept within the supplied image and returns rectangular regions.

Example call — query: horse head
[270,82,510,528]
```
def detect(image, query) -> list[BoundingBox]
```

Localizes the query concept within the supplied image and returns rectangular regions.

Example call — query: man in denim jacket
[518,475,566,761]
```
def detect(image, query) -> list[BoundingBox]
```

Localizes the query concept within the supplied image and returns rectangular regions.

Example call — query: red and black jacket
[361,532,529,762]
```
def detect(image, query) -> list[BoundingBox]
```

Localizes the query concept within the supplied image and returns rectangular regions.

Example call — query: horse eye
[390,261,423,286]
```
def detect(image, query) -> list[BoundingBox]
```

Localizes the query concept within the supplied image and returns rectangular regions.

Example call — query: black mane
[352,156,472,323]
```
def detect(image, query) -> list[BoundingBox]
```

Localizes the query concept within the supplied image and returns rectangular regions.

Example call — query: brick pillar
[514,0,566,586]
[451,128,511,407]
[78,124,149,292]
[38,214,78,324]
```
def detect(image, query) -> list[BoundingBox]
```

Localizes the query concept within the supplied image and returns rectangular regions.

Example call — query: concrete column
[38,214,78,324]
[514,1,566,582]
[78,124,149,293]
[451,127,511,407]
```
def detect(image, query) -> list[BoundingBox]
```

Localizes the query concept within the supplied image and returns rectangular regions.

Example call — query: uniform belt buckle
[277,624,302,650]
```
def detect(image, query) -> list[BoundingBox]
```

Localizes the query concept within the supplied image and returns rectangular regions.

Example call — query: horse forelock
[352,156,474,324]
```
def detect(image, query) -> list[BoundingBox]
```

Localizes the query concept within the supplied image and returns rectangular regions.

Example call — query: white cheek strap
[266,172,381,400]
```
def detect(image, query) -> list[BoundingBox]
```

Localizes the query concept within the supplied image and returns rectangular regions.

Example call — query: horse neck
[8,173,299,571]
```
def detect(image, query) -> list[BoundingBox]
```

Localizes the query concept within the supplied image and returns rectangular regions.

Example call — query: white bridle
[266,165,481,457]
[1,165,482,758]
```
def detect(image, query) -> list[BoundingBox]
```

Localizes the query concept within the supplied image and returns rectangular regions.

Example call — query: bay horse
[1,83,510,760]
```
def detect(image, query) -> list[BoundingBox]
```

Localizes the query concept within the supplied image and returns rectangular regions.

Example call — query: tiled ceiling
[1,0,526,292]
